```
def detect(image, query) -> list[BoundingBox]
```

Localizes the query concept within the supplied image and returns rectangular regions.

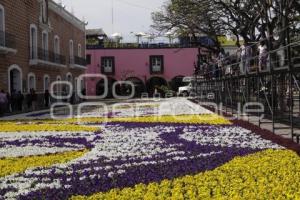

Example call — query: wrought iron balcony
[70,56,86,67]
[0,31,17,52]
[75,56,86,66]
[37,47,66,65]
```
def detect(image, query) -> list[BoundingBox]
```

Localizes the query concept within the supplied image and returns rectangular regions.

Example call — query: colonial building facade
[0,0,86,98]
[86,47,204,97]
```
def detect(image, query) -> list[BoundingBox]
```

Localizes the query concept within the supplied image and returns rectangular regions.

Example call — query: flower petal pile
[0,98,299,200]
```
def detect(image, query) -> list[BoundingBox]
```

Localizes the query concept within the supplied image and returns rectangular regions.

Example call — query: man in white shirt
[258,41,268,71]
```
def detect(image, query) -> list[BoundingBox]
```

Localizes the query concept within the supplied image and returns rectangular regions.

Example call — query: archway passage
[96,77,116,98]
[125,77,145,98]
[9,68,22,93]
[147,77,168,97]
[170,76,185,92]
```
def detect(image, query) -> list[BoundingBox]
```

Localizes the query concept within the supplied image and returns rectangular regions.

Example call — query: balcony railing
[37,47,66,65]
[87,43,198,50]
[70,56,86,67]
[75,56,86,66]
[0,30,16,50]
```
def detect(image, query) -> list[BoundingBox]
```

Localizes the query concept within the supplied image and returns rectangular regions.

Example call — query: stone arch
[96,77,117,98]
[8,64,22,93]
[170,75,185,92]
[146,76,168,96]
[125,77,145,97]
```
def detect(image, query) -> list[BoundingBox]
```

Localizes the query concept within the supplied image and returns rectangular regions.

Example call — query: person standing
[11,90,17,112]
[6,92,11,113]
[258,41,268,72]
[240,42,252,74]
[16,91,24,111]
[31,89,37,111]
[217,49,225,77]
[0,90,7,116]
[27,89,33,110]
[44,90,50,108]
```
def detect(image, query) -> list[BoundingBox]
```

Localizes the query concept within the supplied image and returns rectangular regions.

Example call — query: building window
[54,35,60,54]
[69,40,74,64]
[56,76,62,94]
[40,0,48,24]
[78,44,82,57]
[150,55,164,74]
[66,73,72,83]
[28,73,36,92]
[30,24,38,59]
[0,4,5,46]
[42,31,48,60]
[42,31,48,50]
[86,54,91,65]
[101,57,115,74]
[44,75,50,92]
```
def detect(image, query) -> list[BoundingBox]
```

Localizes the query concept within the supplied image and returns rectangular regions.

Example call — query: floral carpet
[1,99,300,200]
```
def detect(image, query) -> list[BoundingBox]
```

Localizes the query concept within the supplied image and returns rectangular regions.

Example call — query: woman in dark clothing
[31,89,37,111]
[27,89,33,110]
[44,90,50,107]
[17,91,24,111]
[6,92,11,113]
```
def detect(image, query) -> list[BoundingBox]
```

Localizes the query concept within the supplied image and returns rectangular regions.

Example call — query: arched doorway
[27,73,36,92]
[125,77,145,98]
[96,77,116,98]
[170,76,185,92]
[147,76,168,96]
[8,65,22,93]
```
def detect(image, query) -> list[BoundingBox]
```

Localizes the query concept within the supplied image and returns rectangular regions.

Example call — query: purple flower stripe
[15,122,264,200]
[0,136,96,150]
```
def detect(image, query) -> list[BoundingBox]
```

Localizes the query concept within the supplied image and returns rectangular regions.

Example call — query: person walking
[0,90,7,116]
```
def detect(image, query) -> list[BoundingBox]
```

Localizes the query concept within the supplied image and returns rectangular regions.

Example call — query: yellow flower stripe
[71,114,231,125]
[71,150,300,200]
[0,149,88,177]
[0,124,99,132]
[0,113,229,126]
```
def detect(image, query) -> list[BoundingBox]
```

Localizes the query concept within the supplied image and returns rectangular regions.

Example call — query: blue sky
[55,0,167,41]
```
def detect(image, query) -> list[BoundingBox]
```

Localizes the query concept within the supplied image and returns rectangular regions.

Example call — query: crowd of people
[0,89,51,116]
[0,87,87,116]
[196,41,271,79]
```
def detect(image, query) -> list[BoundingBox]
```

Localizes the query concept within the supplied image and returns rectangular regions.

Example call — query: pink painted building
[85,47,209,97]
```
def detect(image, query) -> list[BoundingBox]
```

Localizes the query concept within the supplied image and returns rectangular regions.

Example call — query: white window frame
[8,65,23,93]
[56,75,62,94]
[66,72,73,83]
[103,57,113,73]
[54,35,60,54]
[69,40,74,64]
[30,24,38,59]
[40,0,48,24]
[78,44,82,57]
[27,72,36,92]
[43,74,50,92]
[0,4,6,46]
[151,56,163,72]
[42,30,48,51]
